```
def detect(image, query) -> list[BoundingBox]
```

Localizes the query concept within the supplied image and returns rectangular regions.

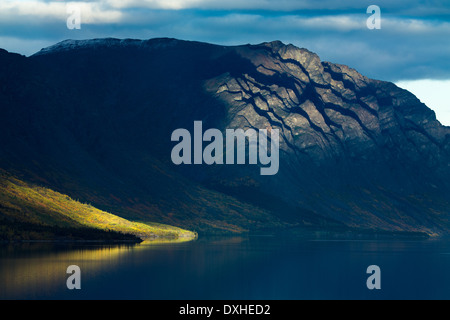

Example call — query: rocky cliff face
[207,41,448,167]
[1,38,449,236]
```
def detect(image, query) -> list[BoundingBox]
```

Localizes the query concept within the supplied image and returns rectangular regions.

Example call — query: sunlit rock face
[1,38,449,236]
[207,41,448,166]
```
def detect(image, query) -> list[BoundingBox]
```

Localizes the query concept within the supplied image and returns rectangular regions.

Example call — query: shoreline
[0,233,199,245]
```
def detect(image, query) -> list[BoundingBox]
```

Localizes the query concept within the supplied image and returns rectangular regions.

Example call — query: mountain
[0,38,449,237]
[0,170,195,241]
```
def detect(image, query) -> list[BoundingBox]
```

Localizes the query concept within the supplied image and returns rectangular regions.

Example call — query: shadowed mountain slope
[0,38,449,236]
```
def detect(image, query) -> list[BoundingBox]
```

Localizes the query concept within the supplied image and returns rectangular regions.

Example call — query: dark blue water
[1,236,450,300]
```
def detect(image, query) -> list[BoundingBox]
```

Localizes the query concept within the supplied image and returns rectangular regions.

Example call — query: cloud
[0,0,123,24]
[102,0,450,14]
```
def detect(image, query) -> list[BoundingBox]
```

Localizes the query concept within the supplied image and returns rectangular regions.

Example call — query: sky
[0,0,449,125]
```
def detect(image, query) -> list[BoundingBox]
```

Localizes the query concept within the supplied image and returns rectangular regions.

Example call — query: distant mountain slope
[0,170,196,241]
[0,38,449,236]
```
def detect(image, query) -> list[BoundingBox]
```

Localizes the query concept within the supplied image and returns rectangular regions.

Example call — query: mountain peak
[261,40,286,49]
[32,37,185,56]
[33,38,121,55]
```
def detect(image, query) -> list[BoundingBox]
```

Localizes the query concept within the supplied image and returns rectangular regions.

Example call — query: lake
[1,236,450,300]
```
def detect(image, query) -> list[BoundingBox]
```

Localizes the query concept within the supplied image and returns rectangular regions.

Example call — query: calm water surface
[1,236,450,300]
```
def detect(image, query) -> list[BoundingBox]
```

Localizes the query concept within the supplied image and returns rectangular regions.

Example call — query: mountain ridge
[1,38,449,237]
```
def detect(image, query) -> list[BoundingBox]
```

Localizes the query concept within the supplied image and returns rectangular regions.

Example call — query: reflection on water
[0,243,137,299]
[0,236,196,300]
[1,237,450,300]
